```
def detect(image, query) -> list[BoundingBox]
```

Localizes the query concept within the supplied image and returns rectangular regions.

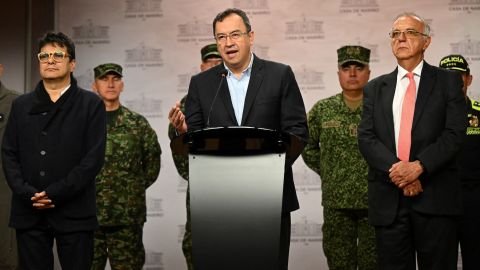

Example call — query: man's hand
[31,191,55,209]
[402,179,423,197]
[389,160,424,188]
[168,101,187,134]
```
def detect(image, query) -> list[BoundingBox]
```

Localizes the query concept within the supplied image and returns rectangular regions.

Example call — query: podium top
[171,126,304,157]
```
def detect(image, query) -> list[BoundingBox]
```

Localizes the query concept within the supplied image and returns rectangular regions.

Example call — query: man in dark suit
[168,8,308,269]
[357,13,466,270]
[1,32,106,270]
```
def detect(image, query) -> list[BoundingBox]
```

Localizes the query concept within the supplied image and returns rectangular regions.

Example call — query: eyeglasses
[37,51,69,63]
[215,31,249,43]
[389,29,428,39]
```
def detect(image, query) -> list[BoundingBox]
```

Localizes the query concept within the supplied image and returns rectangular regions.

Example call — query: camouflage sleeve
[302,102,322,176]
[142,120,162,188]
[169,96,189,180]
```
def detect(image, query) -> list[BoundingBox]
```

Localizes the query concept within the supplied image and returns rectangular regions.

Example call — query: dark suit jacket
[1,77,106,232]
[185,55,308,212]
[358,61,466,226]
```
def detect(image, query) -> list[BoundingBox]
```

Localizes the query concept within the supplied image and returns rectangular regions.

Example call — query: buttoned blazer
[185,55,308,212]
[2,78,106,231]
[358,61,466,226]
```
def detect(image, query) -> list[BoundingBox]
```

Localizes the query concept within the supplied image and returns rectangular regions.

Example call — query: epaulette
[471,99,480,111]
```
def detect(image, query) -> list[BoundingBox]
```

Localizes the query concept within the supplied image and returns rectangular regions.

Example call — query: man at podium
[169,7,308,270]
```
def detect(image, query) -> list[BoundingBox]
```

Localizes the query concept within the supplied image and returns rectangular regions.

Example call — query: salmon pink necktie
[398,72,416,161]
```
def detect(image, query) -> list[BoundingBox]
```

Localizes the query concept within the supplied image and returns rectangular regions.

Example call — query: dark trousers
[459,181,480,270]
[375,197,458,270]
[16,224,94,270]
[279,212,291,270]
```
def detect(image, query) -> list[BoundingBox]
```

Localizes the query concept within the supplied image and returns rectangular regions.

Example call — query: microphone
[206,68,228,127]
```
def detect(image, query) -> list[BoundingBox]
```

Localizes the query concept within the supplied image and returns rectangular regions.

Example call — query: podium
[171,127,304,270]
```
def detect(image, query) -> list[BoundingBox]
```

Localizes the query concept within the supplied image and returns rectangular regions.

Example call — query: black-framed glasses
[37,51,69,63]
[215,31,249,43]
[389,29,428,39]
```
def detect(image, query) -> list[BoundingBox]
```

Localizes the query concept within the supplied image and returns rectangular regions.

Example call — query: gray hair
[393,12,431,36]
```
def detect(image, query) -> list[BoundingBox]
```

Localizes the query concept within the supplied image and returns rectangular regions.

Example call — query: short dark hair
[38,32,76,61]
[212,8,251,36]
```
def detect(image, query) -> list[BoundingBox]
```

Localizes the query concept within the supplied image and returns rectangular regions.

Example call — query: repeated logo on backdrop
[177,19,214,45]
[124,94,163,118]
[125,43,163,69]
[178,224,185,244]
[450,36,480,60]
[285,15,324,42]
[448,0,480,13]
[72,19,110,47]
[339,0,380,15]
[146,197,164,218]
[144,251,165,270]
[233,0,271,15]
[296,65,325,93]
[177,178,188,193]
[177,67,199,94]
[291,216,323,246]
[295,166,322,195]
[125,0,163,20]
[450,36,480,100]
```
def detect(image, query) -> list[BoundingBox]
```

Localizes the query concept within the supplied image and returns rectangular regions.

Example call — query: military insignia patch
[322,120,341,128]
[469,115,479,128]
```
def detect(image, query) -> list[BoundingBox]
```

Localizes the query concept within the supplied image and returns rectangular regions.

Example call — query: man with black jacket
[1,32,106,270]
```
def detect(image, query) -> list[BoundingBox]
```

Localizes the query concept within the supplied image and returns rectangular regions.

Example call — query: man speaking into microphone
[168,7,308,269]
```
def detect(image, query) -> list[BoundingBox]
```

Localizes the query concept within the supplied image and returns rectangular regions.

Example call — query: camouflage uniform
[168,95,193,270]
[302,93,376,270]
[92,105,161,270]
[0,82,19,270]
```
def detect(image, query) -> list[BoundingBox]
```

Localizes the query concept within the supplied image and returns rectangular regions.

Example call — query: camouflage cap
[94,63,123,79]
[201,43,221,61]
[439,54,469,72]
[337,45,370,66]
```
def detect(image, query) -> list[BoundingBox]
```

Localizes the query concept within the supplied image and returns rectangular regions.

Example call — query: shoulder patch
[472,99,480,111]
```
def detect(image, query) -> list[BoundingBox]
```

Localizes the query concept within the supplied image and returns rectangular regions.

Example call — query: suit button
[41,131,47,136]
[39,171,46,176]
[40,150,46,156]
[41,112,47,116]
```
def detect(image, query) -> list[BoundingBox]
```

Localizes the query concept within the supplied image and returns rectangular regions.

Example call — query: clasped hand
[389,160,424,197]
[31,191,55,209]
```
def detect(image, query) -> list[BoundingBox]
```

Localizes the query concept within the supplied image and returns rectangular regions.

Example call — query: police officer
[302,45,376,269]
[439,54,480,270]
[91,63,161,270]
[168,44,222,270]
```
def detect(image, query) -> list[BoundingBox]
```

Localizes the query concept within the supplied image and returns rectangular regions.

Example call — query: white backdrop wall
[55,0,480,269]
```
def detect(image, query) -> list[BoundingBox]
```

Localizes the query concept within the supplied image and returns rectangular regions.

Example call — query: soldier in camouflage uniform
[91,63,161,270]
[302,46,376,269]
[0,64,20,270]
[439,54,480,270]
[168,44,222,270]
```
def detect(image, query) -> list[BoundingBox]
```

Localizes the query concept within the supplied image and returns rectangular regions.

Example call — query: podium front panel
[190,153,285,270]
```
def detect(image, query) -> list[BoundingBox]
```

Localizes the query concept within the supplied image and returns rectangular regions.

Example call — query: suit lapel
[412,61,435,129]
[381,69,398,149]
[241,55,264,125]
[216,67,238,125]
